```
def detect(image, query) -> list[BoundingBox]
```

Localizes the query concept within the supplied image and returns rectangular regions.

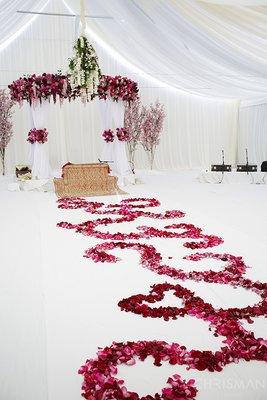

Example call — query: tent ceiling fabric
[64,0,267,105]
[0,0,266,105]
[199,1,267,5]
[0,0,49,49]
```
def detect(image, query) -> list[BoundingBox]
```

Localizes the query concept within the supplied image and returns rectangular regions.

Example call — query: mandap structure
[8,35,139,181]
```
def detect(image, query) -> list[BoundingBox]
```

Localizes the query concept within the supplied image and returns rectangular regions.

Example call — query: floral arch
[8,72,139,180]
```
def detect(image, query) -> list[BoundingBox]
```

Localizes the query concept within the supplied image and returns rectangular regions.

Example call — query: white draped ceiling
[65,0,267,105]
[0,0,267,172]
[0,0,50,51]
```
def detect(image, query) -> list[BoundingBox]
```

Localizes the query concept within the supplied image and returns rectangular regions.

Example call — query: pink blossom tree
[140,100,165,169]
[124,99,145,173]
[0,90,14,175]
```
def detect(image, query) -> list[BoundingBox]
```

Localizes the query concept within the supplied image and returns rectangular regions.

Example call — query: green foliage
[68,36,101,96]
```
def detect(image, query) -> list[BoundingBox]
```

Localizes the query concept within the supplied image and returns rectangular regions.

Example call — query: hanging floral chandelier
[68,35,101,102]
[68,0,101,102]
[8,0,139,107]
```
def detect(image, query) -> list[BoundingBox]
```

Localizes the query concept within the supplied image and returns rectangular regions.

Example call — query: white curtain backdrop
[29,101,52,179]
[0,0,266,174]
[110,100,131,179]
[99,100,113,163]
[238,103,267,164]
[100,99,131,183]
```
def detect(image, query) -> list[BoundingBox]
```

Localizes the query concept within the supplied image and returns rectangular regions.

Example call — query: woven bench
[54,163,125,197]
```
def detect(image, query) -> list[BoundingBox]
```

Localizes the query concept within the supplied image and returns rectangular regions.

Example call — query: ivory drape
[100,100,131,184]
[29,101,52,179]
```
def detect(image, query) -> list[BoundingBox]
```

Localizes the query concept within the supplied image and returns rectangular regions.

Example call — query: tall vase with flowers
[140,101,165,170]
[124,99,145,173]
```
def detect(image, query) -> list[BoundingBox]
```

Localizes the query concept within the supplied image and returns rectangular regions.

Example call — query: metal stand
[218,150,225,184]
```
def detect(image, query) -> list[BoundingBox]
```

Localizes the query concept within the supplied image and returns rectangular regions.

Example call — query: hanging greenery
[68,35,101,102]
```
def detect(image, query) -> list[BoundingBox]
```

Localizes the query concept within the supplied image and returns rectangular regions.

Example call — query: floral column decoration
[0,90,14,175]
[98,75,139,180]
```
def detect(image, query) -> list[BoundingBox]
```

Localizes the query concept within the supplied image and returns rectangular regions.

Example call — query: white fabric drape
[99,100,113,163]
[100,99,131,184]
[64,0,267,104]
[238,103,267,164]
[29,101,51,179]
[0,0,50,50]
[109,100,131,179]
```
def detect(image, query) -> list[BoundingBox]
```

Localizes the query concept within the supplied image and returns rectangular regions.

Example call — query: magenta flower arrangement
[102,128,130,143]
[9,73,139,105]
[56,196,267,399]
[116,127,129,141]
[102,129,114,143]
[8,73,73,105]
[27,128,48,144]
[97,75,139,102]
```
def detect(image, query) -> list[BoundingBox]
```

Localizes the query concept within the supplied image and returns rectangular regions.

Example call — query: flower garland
[9,73,139,106]
[97,75,139,103]
[27,128,48,144]
[68,35,101,102]
[57,197,267,399]
[8,73,72,105]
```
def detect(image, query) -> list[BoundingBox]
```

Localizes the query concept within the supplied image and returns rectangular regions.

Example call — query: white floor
[0,170,267,400]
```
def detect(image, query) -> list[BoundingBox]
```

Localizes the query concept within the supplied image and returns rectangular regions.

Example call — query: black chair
[261,161,267,172]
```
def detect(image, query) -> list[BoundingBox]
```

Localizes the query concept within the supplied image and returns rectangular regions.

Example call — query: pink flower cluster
[57,197,267,399]
[102,128,130,143]
[102,129,114,143]
[140,101,165,169]
[116,127,130,141]
[97,75,139,102]
[8,73,72,105]
[27,128,48,144]
[143,101,165,144]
